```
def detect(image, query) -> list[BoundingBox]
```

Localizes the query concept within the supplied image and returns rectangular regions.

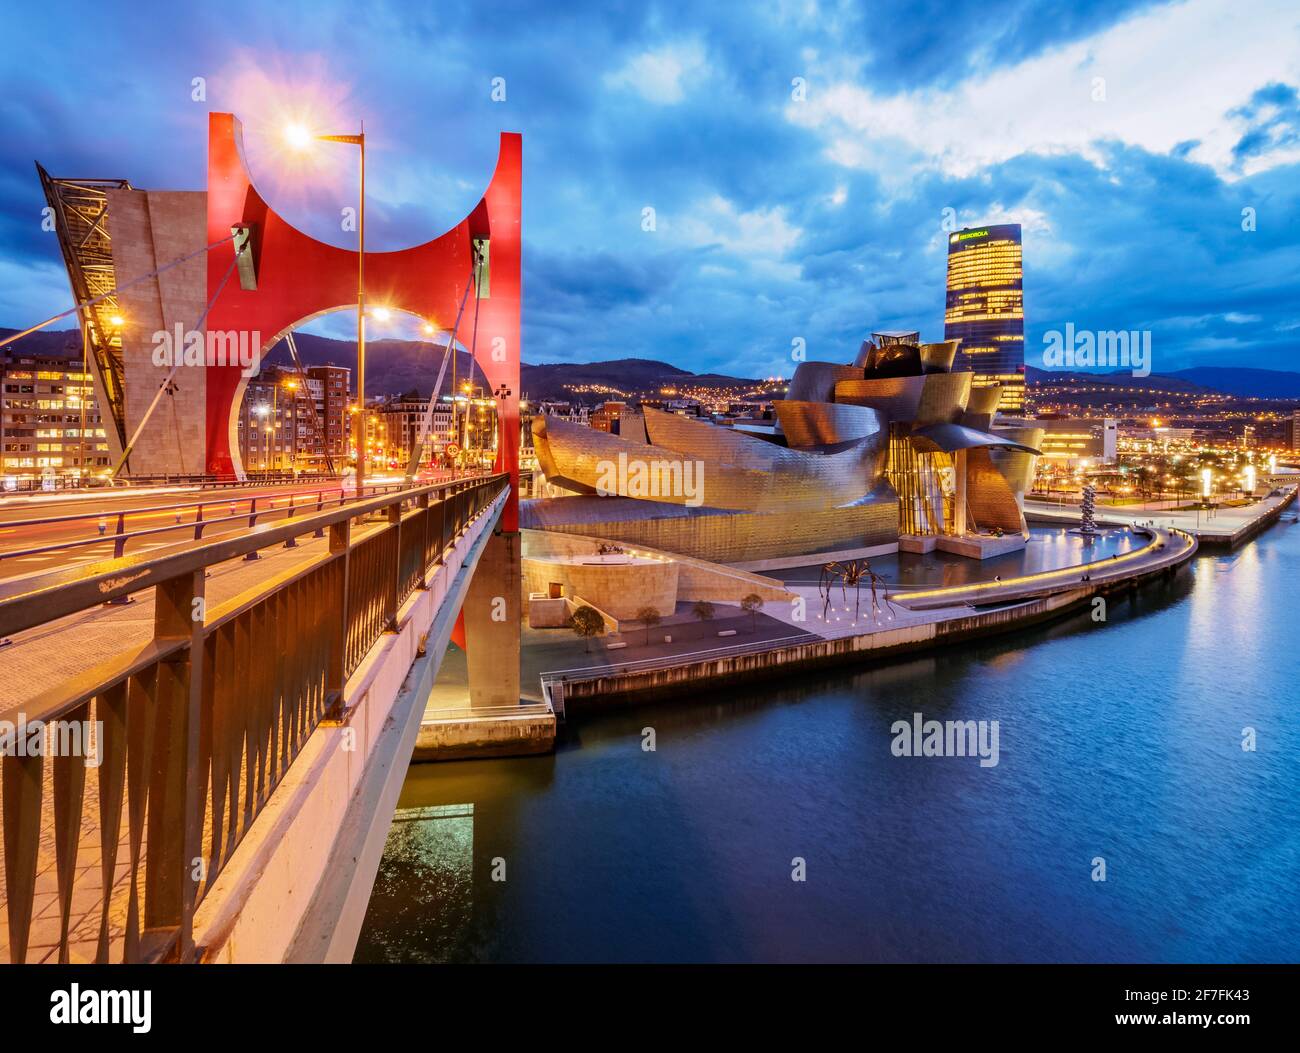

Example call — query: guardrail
[0,471,313,495]
[0,482,412,565]
[0,472,507,964]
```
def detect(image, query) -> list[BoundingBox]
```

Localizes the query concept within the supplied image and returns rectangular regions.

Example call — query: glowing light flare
[284,122,313,150]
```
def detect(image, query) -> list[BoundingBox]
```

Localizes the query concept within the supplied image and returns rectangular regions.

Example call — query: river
[355,521,1300,962]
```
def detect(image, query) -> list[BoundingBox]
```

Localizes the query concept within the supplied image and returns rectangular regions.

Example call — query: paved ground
[1026,486,1296,542]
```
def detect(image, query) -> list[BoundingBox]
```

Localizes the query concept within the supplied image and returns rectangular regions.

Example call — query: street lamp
[287,122,367,492]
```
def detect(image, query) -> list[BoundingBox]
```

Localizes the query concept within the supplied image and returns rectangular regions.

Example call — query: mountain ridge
[4,327,1299,401]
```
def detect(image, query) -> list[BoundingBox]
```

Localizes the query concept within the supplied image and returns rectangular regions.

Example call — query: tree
[740,593,764,632]
[691,600,716,625]
[569,605,604,652]
[635,605,662,646]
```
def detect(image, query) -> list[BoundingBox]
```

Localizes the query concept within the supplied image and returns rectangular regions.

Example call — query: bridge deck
[0,526,385,962]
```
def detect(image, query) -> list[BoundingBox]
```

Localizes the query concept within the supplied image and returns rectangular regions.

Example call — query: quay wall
[554,550,1192,712]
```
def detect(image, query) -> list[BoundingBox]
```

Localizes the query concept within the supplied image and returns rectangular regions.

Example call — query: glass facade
[944,224,1025,412]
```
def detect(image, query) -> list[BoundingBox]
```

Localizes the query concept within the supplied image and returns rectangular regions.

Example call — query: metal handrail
[0,476,502,636]
[0,482,411,563]
[0,473,508,965]
[0,481,402,532]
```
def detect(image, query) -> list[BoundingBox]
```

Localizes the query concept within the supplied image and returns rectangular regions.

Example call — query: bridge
[0,109,532,963]
[0,472,538,963]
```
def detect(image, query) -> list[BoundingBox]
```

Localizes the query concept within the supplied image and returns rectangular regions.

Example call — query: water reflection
[768,526,1139,589]
[355,523,1300,963]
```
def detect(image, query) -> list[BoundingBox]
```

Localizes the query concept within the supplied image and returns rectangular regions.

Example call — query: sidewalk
[1026,486,1296,545]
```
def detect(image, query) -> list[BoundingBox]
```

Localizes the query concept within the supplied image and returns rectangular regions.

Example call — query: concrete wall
[522,554,679,620]
[414,711,554,761]
[522,528,794,607]
[556,576,1167,710]
[107,188,209,476]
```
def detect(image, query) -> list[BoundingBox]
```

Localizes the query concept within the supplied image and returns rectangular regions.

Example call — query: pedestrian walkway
[1026,486,1296,545]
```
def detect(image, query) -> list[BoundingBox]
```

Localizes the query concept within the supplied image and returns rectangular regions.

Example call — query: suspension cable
[404,263,477,479]
[0,232,239,351]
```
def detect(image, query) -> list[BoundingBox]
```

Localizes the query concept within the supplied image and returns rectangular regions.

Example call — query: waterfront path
[1025,485,1296,547]
[538,526,1199,709]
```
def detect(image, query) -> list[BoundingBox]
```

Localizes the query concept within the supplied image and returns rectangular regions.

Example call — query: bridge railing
[0,482,418,565]
[0,472,507,965]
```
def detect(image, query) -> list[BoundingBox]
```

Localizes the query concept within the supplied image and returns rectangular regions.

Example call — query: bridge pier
[462,529,522,706]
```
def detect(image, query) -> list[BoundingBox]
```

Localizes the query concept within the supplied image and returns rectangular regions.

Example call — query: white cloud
[604,41,708,105]
[787,0,1300,182]
[675,194,803,258]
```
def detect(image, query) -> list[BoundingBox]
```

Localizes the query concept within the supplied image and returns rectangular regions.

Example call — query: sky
[1,0,1298,379]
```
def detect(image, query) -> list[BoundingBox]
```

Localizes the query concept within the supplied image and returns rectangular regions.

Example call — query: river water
[354,521,1300,963]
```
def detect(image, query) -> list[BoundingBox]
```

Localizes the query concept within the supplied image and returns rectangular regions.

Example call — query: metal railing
[0,482,411,565]
[0,470,314,495]
[0,472,507,964]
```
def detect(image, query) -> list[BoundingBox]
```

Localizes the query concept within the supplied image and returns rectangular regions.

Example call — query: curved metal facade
[529,322,1041,562]
[535,411,889,514]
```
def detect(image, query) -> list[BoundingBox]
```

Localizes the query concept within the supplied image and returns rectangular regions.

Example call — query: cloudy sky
[1,0,1298,377]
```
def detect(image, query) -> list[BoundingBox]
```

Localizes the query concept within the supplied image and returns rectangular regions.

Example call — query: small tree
[569,605,604,652]
[740,593,764,632]
[691,600,716,625]
[635,605,662,645]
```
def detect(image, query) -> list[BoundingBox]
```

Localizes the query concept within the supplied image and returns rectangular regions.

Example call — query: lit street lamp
[287,122,367,492]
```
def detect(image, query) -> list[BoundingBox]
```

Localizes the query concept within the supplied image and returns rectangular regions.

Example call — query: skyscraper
[944,224,1025,412]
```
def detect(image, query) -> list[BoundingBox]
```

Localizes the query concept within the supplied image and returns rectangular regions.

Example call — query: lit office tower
[944,224,1025,412]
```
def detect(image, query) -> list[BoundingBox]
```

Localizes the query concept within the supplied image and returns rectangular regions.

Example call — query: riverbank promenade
[1025,484,1296,548]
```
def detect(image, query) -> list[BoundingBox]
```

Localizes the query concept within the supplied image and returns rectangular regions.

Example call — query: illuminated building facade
[1034,417,1117,466]
[1,348,110,479]
[944,224,1025,413]
[590,401,628,434]
[237,363,351,471]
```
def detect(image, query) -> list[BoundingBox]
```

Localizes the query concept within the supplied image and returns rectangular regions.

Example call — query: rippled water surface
[355,522,1300,963]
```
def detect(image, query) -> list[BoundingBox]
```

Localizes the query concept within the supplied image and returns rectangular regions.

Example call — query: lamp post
[291,123,366,492]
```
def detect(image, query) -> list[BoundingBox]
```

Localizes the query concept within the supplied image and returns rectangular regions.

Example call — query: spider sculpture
[818,559,900,623]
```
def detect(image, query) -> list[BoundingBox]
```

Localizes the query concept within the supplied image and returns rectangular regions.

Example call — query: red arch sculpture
[205,112,521,529]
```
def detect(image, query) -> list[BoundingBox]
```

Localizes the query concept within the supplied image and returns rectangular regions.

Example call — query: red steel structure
[204,112,522,529]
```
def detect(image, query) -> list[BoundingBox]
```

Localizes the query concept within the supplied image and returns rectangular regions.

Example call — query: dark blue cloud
[1,0,1297,377]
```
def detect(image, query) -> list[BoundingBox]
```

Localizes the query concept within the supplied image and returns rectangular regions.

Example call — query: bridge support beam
[462,529,522,706]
